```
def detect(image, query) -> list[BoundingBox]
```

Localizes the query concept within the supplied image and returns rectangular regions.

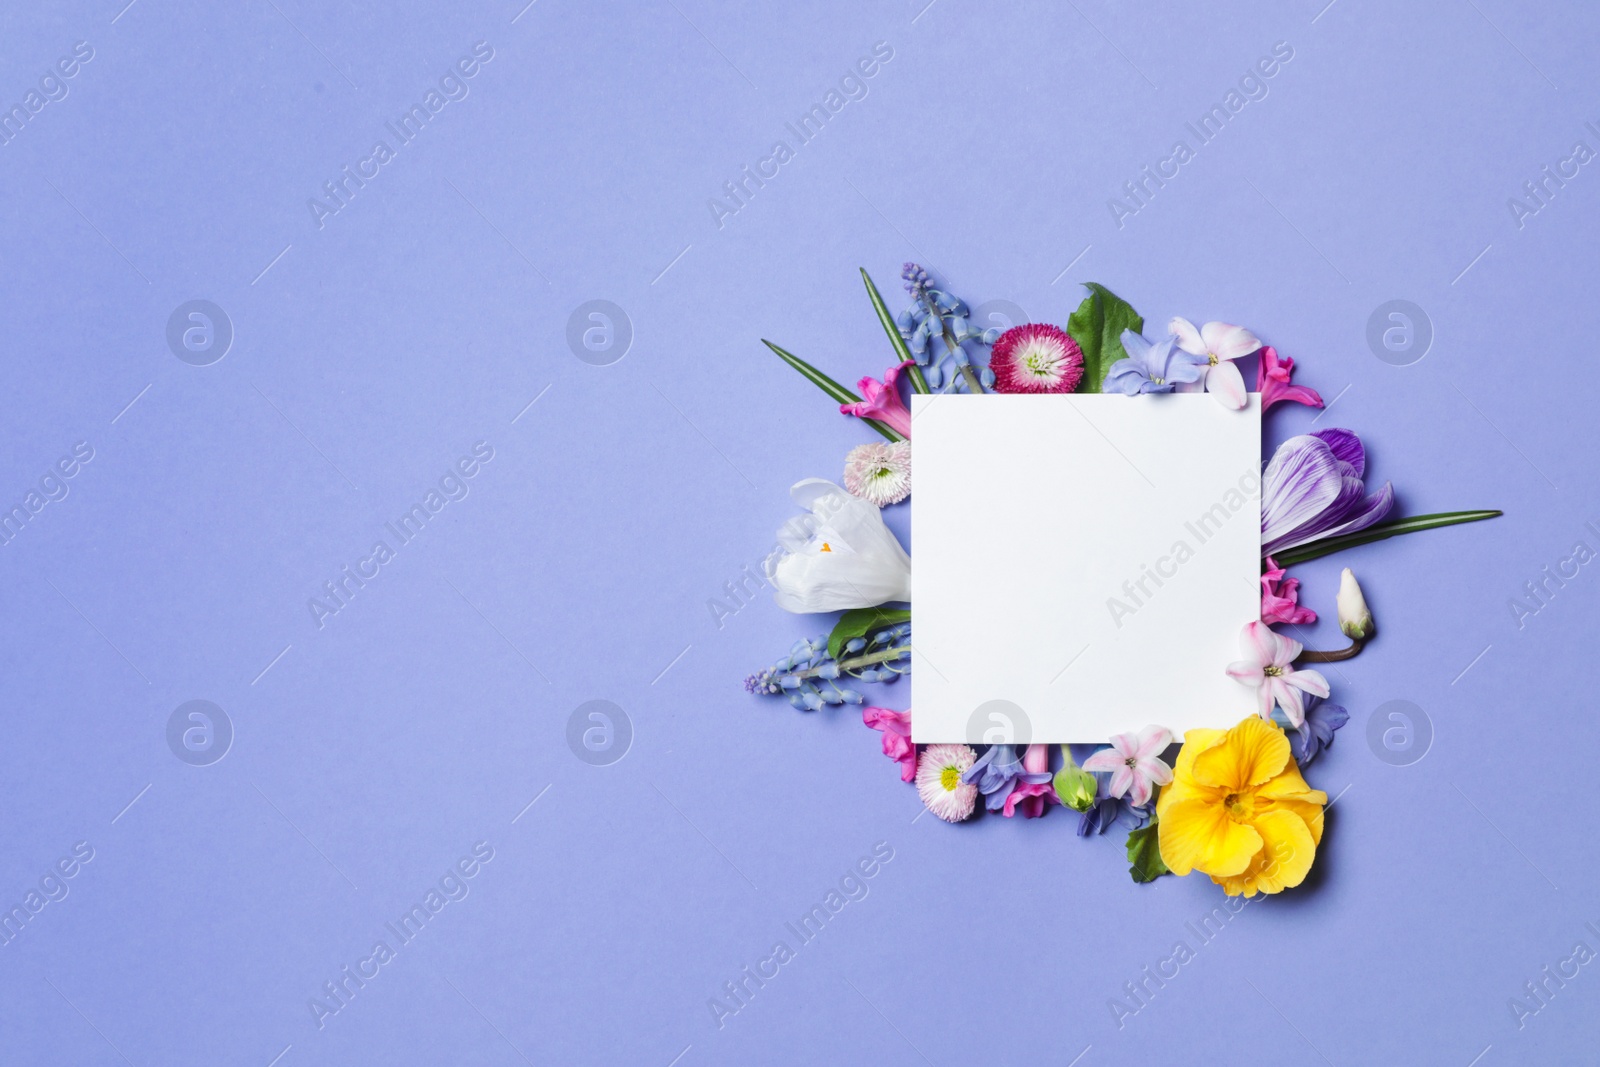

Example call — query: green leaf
[1126,814,1170,884]
[861,269,929,394]
[827,606,911,661]
[762,339,903,442]
[1272,510,1503,568]
[1064,282,1143,394]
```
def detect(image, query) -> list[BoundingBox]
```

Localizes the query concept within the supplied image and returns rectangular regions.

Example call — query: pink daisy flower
[916,743,979,822]
[990,323,1084,394]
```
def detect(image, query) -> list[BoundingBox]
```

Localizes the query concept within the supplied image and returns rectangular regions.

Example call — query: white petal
[1200,321,1262,361]
[1167,316,1205,355]
[1206,359,1247,409]
[770,479,911,612]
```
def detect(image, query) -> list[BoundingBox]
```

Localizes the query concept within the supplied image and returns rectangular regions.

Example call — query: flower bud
[1336,567,1373,640]
[1053,746,1098,812]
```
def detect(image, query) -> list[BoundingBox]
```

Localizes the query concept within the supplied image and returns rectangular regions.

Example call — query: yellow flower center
[1207,352,1220,366]
[1263,665,1283,677]
[1150,375,1164,385]
[940,766,962,791]
[1223,791,1255,820]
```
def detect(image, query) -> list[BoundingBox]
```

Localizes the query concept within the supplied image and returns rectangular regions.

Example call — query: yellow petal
[1260,795,1325,846]
[1172,728,1223,779]
[1255,760,1327,804]
[1159,798,1263,878]
[1246,808,1317,894]
[1157,728,1226,818]
[1191,716,1290,792]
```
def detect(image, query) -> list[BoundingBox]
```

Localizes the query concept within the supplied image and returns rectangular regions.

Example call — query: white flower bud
[1336,568,1373,640]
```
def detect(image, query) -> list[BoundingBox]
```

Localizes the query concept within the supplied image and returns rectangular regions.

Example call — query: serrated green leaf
[861,269,929,394]
[1065,282,1143,393]
[762,339,903,442]
[1126,813,1170,884]
[827,606,911,661]
[1271,510,1503,567]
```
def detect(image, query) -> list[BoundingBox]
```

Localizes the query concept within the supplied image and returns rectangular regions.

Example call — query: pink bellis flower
[1168,317,1257,410]
[1257,346,1323,412]
[989,323,1084,393]
[863,706,916,783]
[1226,620,1330,728]
[1260,556,1316,626]
[840,360,914,439]
[1002,743,1060,819]
[916,744,979,822]
[1082,725,1173,807]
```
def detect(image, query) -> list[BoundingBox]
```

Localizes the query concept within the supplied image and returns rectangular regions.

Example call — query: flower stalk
[1296,636,1365,663]
[919,290,986,394]
[779,645,910,680]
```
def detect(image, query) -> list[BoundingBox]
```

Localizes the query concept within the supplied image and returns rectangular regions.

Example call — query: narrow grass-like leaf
[762,339,903,442]
[861,268,929,394]
[1273,510,1503,567]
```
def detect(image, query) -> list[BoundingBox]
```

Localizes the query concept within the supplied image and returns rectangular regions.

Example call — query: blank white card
[910,393,1261,743]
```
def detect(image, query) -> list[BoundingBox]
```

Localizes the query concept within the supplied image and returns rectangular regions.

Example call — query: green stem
[1271,510,1503,568]
[787,646,909,680]
[922,292,985,394]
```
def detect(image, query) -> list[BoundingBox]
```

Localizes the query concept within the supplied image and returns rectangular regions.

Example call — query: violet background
[1,0,1595,1064]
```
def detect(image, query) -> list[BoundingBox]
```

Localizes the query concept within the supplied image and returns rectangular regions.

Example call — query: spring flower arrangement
[744,266,1501,896]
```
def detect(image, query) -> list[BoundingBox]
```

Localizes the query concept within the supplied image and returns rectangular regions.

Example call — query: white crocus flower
[765,479,911,613]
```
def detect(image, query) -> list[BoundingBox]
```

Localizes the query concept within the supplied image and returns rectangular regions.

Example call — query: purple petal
[1311,428,1365,478]
[1261,436,1344,552]
[1279,472,1366,546]
[1304,481,1396,544]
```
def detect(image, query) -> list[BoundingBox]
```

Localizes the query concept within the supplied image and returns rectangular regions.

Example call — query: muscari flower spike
[894,263,1000,393]
[744,625,912,710]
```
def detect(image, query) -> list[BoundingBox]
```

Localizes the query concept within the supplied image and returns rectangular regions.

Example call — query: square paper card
[911,393,1261,743]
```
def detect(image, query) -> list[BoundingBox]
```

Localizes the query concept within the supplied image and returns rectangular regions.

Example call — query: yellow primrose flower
[1156,715,1327,897]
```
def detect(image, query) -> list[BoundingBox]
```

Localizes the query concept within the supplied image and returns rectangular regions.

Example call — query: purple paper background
[1,1,1595,1064]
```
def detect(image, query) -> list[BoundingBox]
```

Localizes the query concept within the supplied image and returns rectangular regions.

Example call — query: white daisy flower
[843,441,912,507]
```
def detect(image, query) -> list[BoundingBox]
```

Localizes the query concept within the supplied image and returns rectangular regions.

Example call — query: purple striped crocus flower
[1262,429,1394,557]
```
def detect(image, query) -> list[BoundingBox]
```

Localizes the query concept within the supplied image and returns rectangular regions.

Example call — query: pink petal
[1226,660,1263,684]
[1240,620,1276,666]
[1126,773,1152,807]
[1285,666,1330,699]
[1257,680,1277,719]
[1108,765,1134,799]
[1083,749,1123,773]
[1206,359,1247,409]
[1143,758,1174,787]
[1168,316,1206,355]
[1134,726,1171,760]
[1267,626,1303,667]
[1200,321,1262,361]
[1173,377,1206,393]
[1272,678,1307,727]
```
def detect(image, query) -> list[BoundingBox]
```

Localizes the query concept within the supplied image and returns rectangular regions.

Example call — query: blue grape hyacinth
[743,624,911,711]
[895,263,999,393]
